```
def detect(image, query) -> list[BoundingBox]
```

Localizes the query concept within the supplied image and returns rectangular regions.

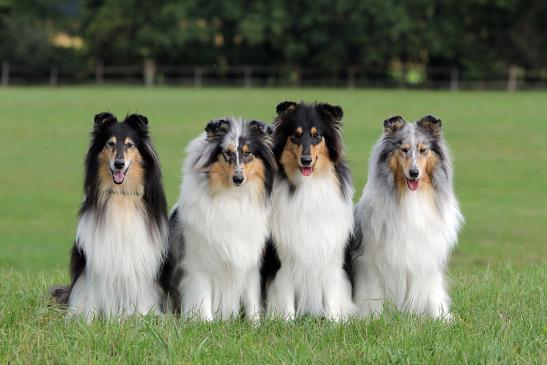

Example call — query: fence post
[1,61,9,87]
[347,66,356,89]
[450,67,459,91]
[95,59,104,85]
[49,67,58,87]
[507,65,518,91]
[244,66,252,88]
[144,59,155,87]
[194,67,202,87]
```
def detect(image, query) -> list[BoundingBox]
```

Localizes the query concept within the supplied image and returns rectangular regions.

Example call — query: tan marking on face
[280,137,302,180]
[390,144,433,195]
[309,138,332,175]
[97,137,144,195]
[280,136,335,181]
[208,155,233,193]
[242,143,250,154]
[295,127,303,136]
[227,143,236,153]
[311,127,318,137]
[245,157,266,199]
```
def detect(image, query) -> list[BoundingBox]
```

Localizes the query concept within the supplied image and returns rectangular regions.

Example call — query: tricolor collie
[351,115,463,319]
[266,101,355,320]
[167,117,276,321]
[51,113,168,319]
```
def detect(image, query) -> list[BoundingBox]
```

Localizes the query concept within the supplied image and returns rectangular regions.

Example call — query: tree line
[1,0,545,81]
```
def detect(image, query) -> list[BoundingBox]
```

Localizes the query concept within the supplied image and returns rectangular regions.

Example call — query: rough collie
[166,117,276,321]
[265,101,355,320]
[51,112,168,319]
[350,115,463,319]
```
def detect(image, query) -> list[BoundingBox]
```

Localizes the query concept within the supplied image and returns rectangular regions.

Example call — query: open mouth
[111,169,127,184]
[299,166,314,176]
[406,178,420,191]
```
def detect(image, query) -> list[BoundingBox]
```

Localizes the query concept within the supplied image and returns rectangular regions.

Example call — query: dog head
[273,101,344,181]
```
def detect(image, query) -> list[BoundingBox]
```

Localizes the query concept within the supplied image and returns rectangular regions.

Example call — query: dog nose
[114,159,125,169]
[409,168,419,178]
[300,155,313,166]
[232,175,244,186]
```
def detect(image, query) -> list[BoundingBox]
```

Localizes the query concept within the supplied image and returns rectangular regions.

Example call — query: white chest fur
[270,175,353,266]
[268,174,355,319]
[68,195,163,318]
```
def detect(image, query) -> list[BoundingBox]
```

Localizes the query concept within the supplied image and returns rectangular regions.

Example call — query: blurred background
[0,0,546,272]
[1,0,546,89]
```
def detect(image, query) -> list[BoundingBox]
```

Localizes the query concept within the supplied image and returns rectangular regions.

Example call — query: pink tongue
[407,178,419,191]
[114,170,125,184]
[300,166,313,176]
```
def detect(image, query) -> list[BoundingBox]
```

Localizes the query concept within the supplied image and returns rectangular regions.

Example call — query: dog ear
[205,119,230,140]
[317,103,343,123]
[276,101,297,115]
[125,114,149,131]
[94,112,116,128]
[249,120,273,137]
[417,115,442,137]
[383,116,406,134]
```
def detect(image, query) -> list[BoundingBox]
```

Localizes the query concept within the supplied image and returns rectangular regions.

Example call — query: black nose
[114,159,125,169]
[300,155,313,166]
[232,175,244,185]
[409,168,419,178]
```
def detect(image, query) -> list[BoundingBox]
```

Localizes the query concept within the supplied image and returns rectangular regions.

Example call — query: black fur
[51,112,168,306]
[273,101,352,199]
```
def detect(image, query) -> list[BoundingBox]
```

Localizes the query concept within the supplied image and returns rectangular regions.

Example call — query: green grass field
[0,87,545,363]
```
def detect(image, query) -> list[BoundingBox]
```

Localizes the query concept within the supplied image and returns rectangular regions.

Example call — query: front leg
[243,267,261,323]
[266,266,295,320]
[180,272,213,321]
[353,256,384,317]
[427,274,452,322]
[323,267,357,321]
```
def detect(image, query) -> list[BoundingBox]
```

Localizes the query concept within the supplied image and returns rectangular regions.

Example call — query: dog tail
[49,285,71,306]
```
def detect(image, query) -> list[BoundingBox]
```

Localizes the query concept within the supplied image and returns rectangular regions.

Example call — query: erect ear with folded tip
[317,103,343,123]
[94,112,116,128]
[276,101,297,115]
[249,120,273,136]
[205,119,230,140]
[125,114,149,131]
[383,116,406,134]
[417,115,443,138]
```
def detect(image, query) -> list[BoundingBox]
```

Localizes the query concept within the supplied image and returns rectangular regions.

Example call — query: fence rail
[1,61,546,90]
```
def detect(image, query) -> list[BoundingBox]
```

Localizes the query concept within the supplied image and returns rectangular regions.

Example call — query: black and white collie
[166,117,276,321]
[351,115,463,319]
[265,101,355,320]
[51,112,168,319]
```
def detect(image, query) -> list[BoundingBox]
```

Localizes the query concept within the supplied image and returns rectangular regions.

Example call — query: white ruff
[68,195,164,319]
[175,136,269,321]
[353,178,463,319]
[267,172,356,320]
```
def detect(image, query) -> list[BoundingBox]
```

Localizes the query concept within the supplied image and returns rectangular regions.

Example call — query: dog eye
[401,147,409,153]
[106,141,115,147]
[311,132,321,139]
[125,143,135,149]
[420,148,427,154]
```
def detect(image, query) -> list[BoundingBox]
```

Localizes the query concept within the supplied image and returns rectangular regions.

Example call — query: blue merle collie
[265,101,356,320]
[51,113,168,319]
[350,115,463,320]
[166,117,276,321]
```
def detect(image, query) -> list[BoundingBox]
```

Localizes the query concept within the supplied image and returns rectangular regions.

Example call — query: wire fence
[2,61,546,90]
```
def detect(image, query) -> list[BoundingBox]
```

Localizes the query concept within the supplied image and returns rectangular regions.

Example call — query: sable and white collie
[265,101,355,320]
[51,112,168,319]
[166,117,276,321]
[350,115,463,319]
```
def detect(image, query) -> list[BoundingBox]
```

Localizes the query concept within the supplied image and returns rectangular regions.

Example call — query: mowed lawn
[0,87,545,363]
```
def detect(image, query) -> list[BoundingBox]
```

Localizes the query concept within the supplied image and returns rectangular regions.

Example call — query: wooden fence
[1,60,546,90]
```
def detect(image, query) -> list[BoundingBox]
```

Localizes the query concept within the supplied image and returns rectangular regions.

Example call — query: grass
[0,87,545,363]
